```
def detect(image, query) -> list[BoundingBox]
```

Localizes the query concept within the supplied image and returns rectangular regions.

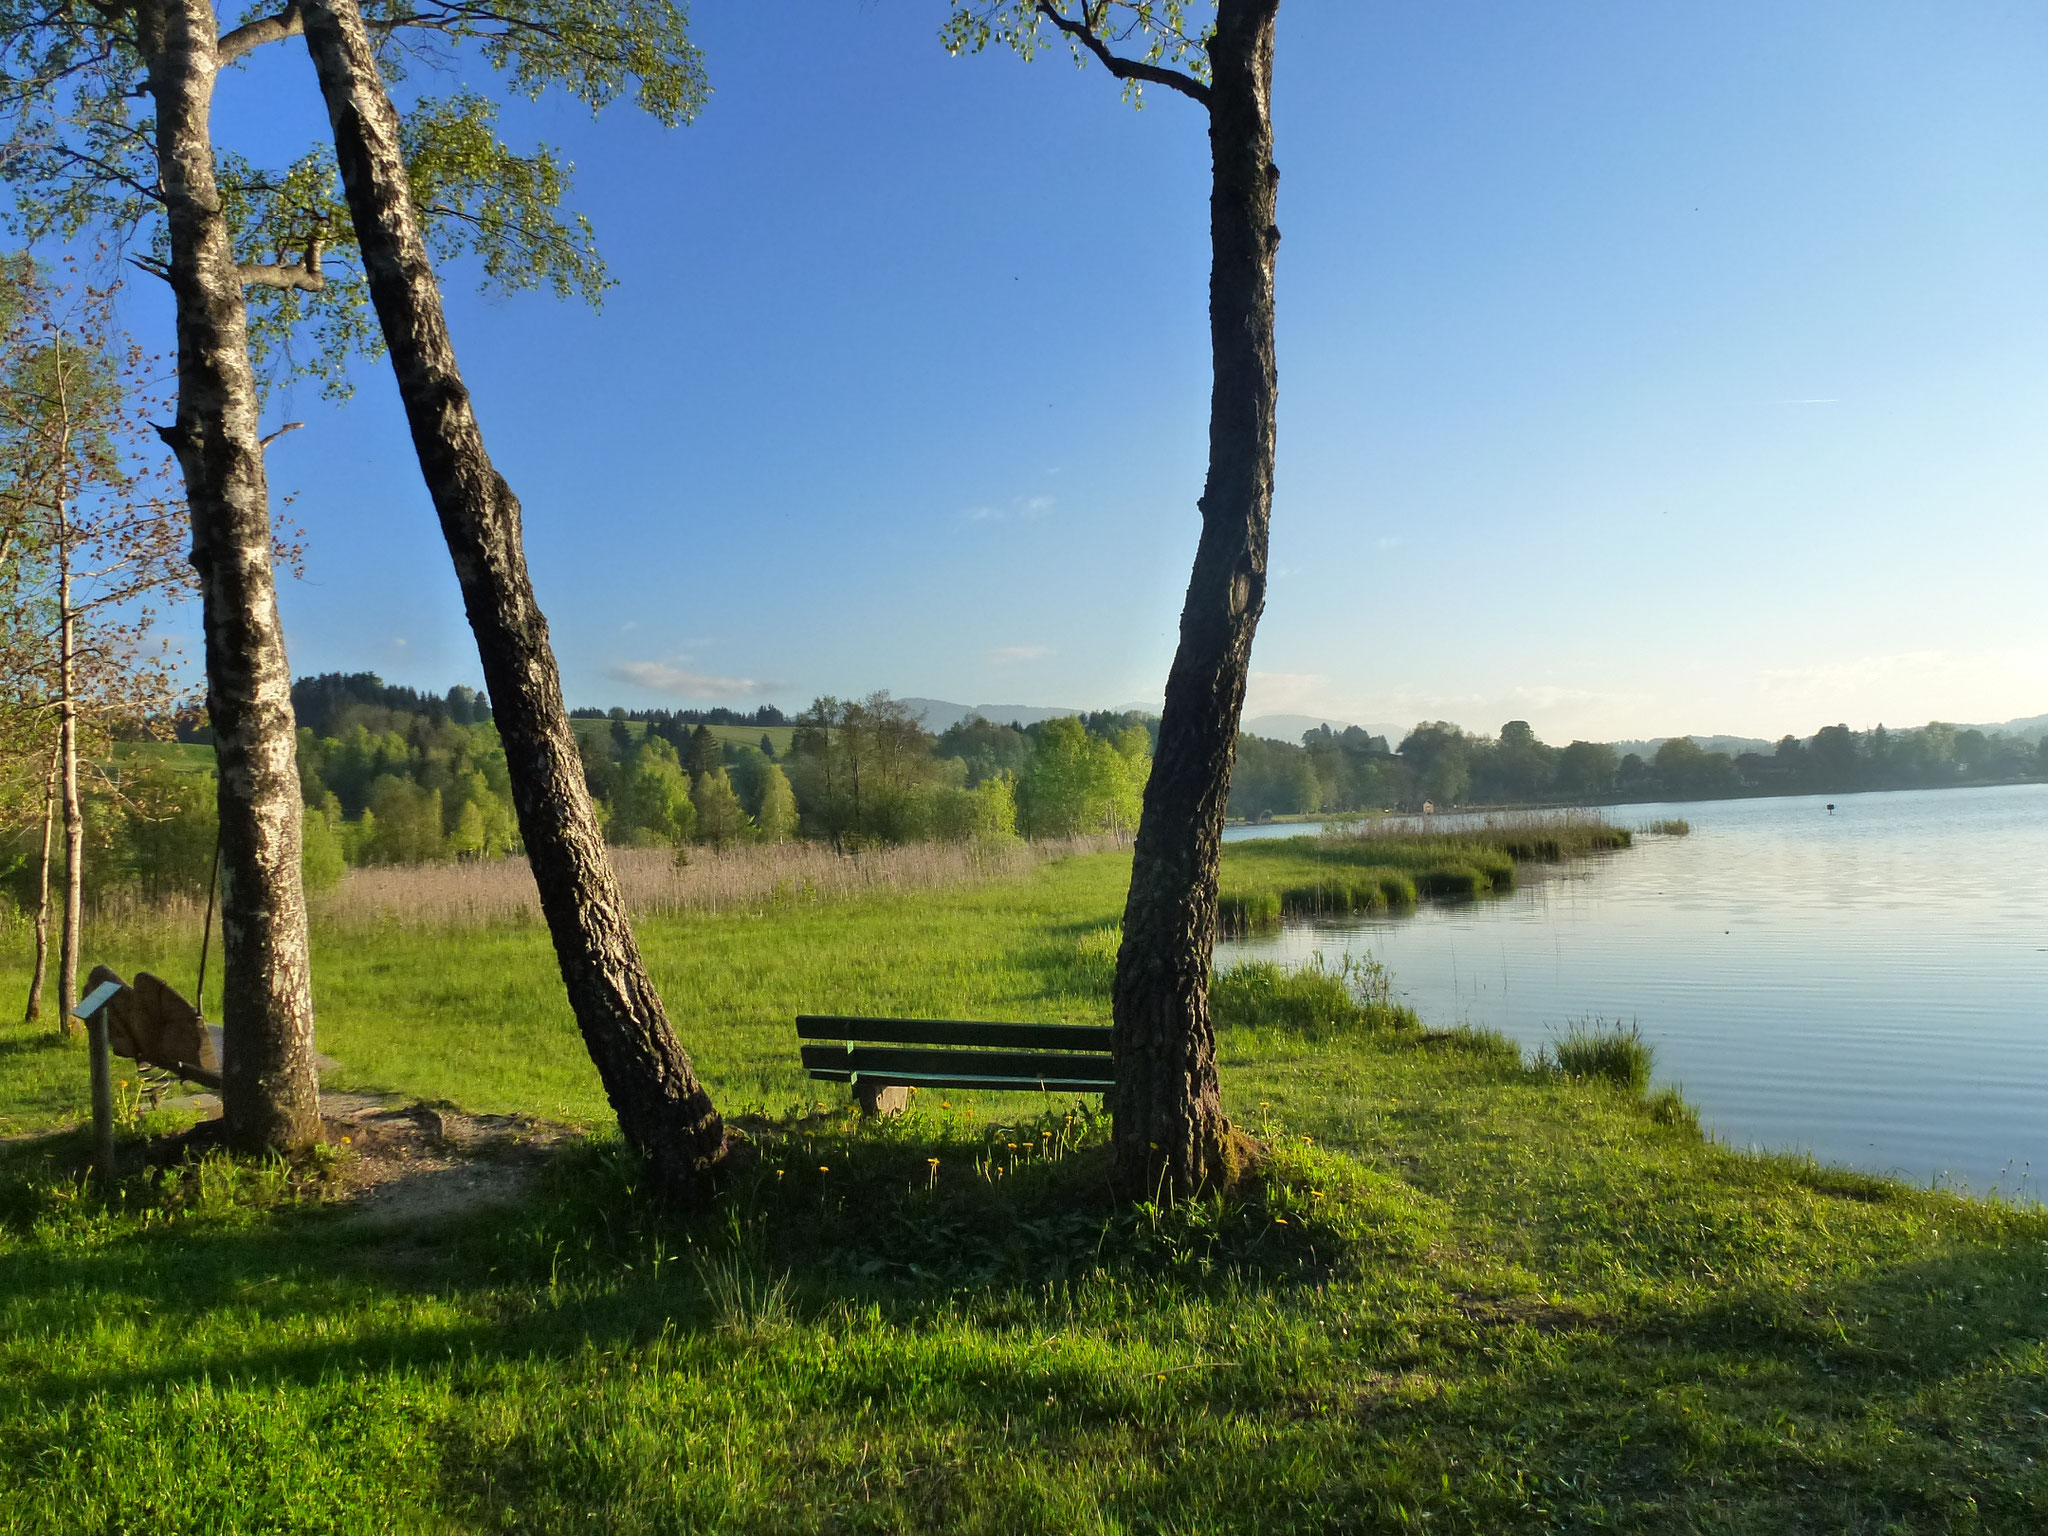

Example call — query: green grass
[1216,819,1629,932]
[108,740,216,775]
[3,847,2046,1531]
[1544,1019,1655,1095]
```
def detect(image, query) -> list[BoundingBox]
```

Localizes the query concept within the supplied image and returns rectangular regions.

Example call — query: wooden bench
[797,1014,1114,1117]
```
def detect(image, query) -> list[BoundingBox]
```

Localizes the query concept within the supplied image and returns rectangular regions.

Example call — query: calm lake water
[1217,784,2048,1196]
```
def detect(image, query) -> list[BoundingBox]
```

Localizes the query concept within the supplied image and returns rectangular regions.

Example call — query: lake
[1217,784,2048,1196]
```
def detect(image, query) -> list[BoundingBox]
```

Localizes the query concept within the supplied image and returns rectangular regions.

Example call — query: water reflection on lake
[1217,785,2048,1196]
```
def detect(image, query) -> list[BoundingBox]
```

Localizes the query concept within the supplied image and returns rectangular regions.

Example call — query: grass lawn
[2,845,2043,1532]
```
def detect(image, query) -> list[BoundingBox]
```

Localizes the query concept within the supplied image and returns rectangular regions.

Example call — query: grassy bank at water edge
[1218,815,1633,931]
[1,843,2044,1532]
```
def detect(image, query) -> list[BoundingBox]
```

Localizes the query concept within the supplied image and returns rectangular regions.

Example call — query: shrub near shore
[2,845,2045,1531]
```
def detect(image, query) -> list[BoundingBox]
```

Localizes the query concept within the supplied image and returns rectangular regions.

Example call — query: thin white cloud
[959,494,1057,524]
[605,660,775,699]
[1374,535,1403,551]
[990,644,1052,664]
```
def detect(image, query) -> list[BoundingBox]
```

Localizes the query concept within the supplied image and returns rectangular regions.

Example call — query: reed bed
[1322,808,1633,861]
[1216,811,1631,934]
[310,835,1123,929]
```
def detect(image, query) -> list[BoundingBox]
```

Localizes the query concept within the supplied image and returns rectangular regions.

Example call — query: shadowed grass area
[3,845,2046,1531]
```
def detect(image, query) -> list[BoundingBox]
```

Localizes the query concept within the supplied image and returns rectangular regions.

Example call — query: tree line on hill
[18,679,2044,919]
[1227,716,2048,817]
[1,680,1164,909]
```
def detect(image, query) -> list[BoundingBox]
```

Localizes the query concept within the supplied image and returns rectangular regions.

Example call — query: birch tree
[0,0,635,1151]
[945,0,1281,1194]
[0,263,186,1031]
[295,0,730,1200]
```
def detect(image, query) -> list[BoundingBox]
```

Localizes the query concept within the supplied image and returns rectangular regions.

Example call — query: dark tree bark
[299,0,728,1200]
[144,0,322,1151]
[1107,0,1281,1196]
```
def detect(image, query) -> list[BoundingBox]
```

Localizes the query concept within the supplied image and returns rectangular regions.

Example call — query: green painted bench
[797,1014,1114,1117]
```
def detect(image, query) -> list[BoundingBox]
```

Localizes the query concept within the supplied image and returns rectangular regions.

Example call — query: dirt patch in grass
[316,1095,577,1227]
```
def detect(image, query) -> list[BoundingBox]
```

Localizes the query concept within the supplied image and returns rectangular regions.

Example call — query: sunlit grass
[4,844,2046,1531]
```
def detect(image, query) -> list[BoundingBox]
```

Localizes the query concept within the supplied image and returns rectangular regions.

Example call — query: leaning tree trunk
[300,0,727,1200]
[147,0,321,1151]
[24,745,56,1023]
[1108,0,1281,1197]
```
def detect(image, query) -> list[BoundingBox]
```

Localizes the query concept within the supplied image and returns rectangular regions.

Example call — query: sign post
[72,978,124,1190]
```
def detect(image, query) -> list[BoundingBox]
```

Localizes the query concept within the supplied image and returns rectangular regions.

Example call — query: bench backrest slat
[796,1014,1112,1053]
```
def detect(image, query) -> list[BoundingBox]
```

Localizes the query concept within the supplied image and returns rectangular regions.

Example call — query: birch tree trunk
[56,528,81,1025]
[145,0,321,1151]
[24,746,56,1024]
[300,0,727,1200]
[1108,0,1281,1196]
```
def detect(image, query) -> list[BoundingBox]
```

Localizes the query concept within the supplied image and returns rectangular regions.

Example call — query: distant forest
[24,672,2042,907]
[1227,717,2048,819]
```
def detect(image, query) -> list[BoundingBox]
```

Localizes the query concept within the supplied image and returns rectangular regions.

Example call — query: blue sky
[142,2,2048,742]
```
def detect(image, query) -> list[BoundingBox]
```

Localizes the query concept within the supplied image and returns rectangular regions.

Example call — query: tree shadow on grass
[11,1112,2048,1533]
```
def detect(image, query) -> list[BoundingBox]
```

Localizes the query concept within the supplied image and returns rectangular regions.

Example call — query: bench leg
[856,1082,909,1119]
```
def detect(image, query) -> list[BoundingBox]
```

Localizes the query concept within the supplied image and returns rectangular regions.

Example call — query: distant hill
[1969,712,2048,739]
[900,699,1095,732]
[1242,713,1406,744]
[1609,734,1776,760]
[1606,712,2048,762]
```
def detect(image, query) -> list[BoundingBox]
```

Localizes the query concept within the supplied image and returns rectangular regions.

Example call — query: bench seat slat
[797,1014,1111,1052]
[805,1068,1112,1094]
[801,1042,1114,1083]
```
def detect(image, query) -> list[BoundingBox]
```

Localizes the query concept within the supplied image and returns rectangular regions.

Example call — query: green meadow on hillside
[568,717,798,756]
[2,842,2043,1532]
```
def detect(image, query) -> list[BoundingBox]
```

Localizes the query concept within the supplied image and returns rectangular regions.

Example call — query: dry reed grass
[309,835,1123,929]
[1321,807,1618,843]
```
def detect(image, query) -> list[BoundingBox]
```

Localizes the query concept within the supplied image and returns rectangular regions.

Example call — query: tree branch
[218,5,305,66]
[1035,1,1212,108]
[239,231,325,292]
[238,263,325,291]
[258,422,303,449]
